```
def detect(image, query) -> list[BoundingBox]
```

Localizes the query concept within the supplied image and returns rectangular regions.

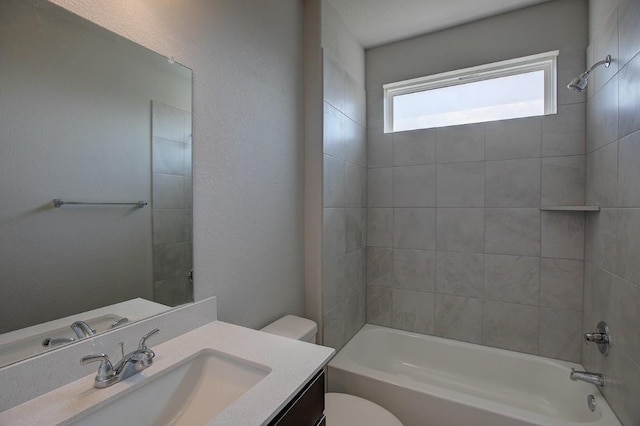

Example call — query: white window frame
[383,50,559,133]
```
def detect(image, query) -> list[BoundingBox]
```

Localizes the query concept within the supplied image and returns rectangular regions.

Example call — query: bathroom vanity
[0,321,334,425]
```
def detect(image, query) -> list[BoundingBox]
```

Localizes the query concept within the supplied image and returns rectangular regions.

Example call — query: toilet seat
[324,393,403,426]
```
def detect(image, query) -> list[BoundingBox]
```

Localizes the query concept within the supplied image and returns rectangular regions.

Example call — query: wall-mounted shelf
[539,206,601,212]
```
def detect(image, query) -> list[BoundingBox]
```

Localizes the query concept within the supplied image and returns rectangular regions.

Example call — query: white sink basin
[72,349,271,426]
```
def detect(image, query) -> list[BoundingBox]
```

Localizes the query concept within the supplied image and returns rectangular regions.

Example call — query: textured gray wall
[583,0,640,424]
[365,0,589,361]
[50,0,306,328]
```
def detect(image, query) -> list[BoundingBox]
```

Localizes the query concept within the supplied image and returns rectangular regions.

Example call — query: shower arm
[582,55,612,77]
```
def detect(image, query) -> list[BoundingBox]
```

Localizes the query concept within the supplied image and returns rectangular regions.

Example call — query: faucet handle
[138,328,159,350]
[81,353,115,382]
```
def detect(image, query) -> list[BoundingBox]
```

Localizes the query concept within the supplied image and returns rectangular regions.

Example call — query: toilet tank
[261,315,317,343]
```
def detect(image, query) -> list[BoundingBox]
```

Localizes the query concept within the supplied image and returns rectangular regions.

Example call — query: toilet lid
[324,393,403,426]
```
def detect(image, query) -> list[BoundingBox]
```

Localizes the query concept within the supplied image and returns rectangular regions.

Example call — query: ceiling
[326,0,551,49]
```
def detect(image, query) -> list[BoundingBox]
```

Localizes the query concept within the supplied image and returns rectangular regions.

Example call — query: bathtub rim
[328,324,621,426]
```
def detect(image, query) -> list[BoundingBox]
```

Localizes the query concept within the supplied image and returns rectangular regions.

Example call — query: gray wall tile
[367,167,393,207]
[367,248,393,287]
[585,208,618,271]
[393,208,436,250]
[541,156,586,206]
[592,9,619,94]
[485,208,540,256]
[153,209,186,245]
[616,208,640,284]
[540,258,584,311]
[618,130,640,206]
[154,276,191,307]
[343,72,363,125]
[618,0,640,66]
[483,300,539,353]
[541,211,585,259]
[153,242,187,281]
[323,208,346,259]
[323,53,345,112]
[485,117,541,160]
[345,163,367,207]
[324,102,345,159]
[539,308,582,362]
[344,249,365,296]
[344,117,367,166]
[393,249,436,292]
[152,102,184,142]
[393,165,436,207]
[618,56,640,139]
[368,127,393,167]
[486,159,541,207]
[542,103,586,157]
[323,255,346,314]
[434,294,483,344]
[586,142,618,207]
[153,173,184,209]
[614,276,640,366]
[436,251,484,298]
[153,137,185,176]
[587,75,618,152]
[323,304,346,350]
[323,155,345,207]
[392,289,435,334]
[345,208,366,252]
[605,350,640,426]
[436,162,485,207]
[345,289,366,339]
[367,208,393,247]
[485,254,540,305]
[436,208,484,253]
[367,286,393,327]
[393,128,436,166]
[436,123,485,163]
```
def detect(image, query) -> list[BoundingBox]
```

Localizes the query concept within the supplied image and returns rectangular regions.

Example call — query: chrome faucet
[81,328,159,388]
[570,368,605,387]
[71,320,96,339]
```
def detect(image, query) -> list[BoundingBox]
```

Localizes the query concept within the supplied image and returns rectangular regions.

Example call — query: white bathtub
[328,325,620,426]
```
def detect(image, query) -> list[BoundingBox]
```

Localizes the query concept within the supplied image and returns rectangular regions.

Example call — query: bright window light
[384,51,558,133]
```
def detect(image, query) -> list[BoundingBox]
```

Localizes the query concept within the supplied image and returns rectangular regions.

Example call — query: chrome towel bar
[53,199,148,208]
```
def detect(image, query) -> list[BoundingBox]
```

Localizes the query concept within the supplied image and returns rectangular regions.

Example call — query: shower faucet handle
[584,332,608,344]
[584,321,610,356]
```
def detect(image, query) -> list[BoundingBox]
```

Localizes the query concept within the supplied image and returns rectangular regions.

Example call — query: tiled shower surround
[322,52,367,351]
[151,101,193,306]
[581,0,640,424]
[366,111,587,362]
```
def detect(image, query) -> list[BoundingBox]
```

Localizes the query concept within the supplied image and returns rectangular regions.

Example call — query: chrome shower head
[567,55,611,92]
[567,73,589,92]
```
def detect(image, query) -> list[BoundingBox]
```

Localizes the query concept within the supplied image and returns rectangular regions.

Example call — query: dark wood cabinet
[268,370,325,426]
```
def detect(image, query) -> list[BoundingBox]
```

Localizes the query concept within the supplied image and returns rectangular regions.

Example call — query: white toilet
[262,315,403,426]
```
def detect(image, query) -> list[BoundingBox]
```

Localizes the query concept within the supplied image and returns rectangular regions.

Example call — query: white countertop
[0,321,335,426]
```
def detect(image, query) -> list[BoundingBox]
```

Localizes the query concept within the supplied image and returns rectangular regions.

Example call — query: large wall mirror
[0,0,193,367]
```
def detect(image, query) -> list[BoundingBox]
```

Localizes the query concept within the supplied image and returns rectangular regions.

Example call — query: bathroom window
[384,50,558,133]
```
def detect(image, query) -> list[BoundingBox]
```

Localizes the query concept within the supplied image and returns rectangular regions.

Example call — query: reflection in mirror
[0,0,193,367]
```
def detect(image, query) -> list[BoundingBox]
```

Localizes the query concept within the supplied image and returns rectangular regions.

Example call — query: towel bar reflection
[53,199,148,208]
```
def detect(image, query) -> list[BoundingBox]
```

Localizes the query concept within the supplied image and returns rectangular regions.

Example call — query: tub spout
[570,368,605,387]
